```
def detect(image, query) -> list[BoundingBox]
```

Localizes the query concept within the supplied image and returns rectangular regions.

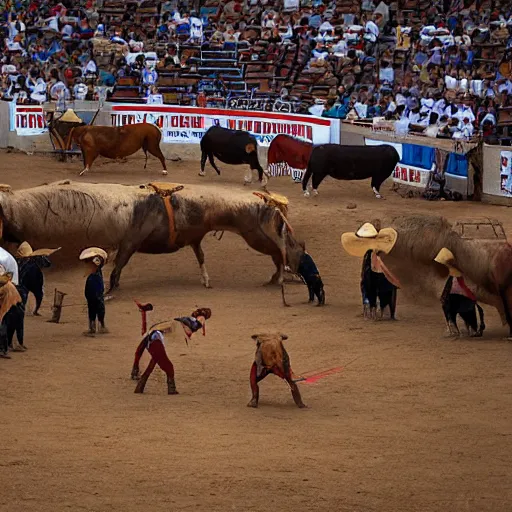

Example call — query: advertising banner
[110,104,340,147]
[500,151,512,197]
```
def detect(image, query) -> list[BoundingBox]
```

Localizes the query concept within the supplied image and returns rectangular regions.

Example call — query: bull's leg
[79,149,98,176]
[191,241,211,288]
[199,151,207,177]
[311,172,326,196]
[147,141,168,175]
[371,177,385,199]
[134,358,157,393]
[208,153,221,175]
[131,339,147,380]
[266,254,284,286]
[108,242,138,293]
[500,287,512,340]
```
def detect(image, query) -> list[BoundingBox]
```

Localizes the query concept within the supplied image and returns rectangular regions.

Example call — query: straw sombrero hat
[58,109,83,124]
[79,247,108,263]
[434,247,462,277]
[341,223,398,257]
[16,242,61,258]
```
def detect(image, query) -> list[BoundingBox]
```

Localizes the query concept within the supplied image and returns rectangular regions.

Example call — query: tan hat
[79,247,108,263]
[59,109,83,124]
[434,247,462,277]
[16,242,61,258]
[341,223,398,257]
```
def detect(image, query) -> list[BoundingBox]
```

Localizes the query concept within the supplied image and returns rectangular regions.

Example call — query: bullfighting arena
[2,151,512,512]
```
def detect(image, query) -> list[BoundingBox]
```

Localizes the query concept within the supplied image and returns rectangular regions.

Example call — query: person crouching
[434,248,485,337]
[297,243,325,305]
[80,247,108,337]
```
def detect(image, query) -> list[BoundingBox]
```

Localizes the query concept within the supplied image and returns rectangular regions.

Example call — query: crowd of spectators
[1,0,511,140]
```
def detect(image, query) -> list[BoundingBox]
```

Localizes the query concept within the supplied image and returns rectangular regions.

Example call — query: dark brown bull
[71,123,168,176]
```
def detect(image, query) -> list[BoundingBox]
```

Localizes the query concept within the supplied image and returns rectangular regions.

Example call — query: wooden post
[48,288,67,323]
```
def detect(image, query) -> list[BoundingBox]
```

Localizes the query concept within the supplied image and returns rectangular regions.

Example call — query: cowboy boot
[83,320,96,337]
[290,383,306,408]
[167,377,179,395]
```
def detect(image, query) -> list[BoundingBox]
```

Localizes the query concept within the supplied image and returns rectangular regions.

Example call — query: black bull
[200,126,265,181]
[302,144,400,198]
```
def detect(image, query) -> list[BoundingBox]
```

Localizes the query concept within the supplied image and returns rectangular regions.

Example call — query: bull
[199,126,266,184]
[71,123,168,176]
[0,181,304,293]
[302,144,400,199]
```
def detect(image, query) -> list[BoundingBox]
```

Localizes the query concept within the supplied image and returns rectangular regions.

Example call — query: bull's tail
[476,303,485,336]
[302,160,314,192]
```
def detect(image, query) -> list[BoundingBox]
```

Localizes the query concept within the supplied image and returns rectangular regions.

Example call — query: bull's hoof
[198,171,206,177]
[297,403,307,409]
[304,190,311,198]
[162,170,168,176]
[247,399,258,408]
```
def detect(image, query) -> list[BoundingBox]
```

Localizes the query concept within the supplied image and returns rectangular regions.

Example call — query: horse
[302,144,400,199]
[70,122,168,176]
[267,134,313,179]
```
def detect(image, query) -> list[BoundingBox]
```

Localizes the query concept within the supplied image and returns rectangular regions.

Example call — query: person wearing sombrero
[80,247,108,337]
[434,248,485,337]
[131,308,212,394]
[15,242,61,316]
[342,223,401,320]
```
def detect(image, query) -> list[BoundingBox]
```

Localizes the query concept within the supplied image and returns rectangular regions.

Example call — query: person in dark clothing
[361,250,397,320]
[15,242,60,316]
[297,244,325,305]
[80,247,108,337]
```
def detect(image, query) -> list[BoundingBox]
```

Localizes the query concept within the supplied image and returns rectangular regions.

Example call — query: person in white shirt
[0,248,19,286]
[364,18,379,44]
[147,85,164,104]
[453,117,474,140]
[30,78,47,103]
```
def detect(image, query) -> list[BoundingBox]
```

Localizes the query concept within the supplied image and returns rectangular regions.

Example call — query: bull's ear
[280,333,288,340]
[245,143,256,154]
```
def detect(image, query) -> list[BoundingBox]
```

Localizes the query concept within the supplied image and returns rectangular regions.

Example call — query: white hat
[79,247,108,263]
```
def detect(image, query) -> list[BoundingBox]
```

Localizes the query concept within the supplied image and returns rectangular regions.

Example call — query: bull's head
[285,236,305,274]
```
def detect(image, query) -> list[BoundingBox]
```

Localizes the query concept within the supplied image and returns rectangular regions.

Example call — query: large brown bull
[342,215,512,339]
[71,123,168,176]
[0,181,304,293]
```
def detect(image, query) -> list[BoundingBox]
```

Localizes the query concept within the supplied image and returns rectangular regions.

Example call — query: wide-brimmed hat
[58,109,83,124]
[79,247,108,263]
[341,223,398,257]
[434,247,462,277]
[16,242,61,258]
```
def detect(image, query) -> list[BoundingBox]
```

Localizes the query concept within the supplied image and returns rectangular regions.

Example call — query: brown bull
[71,123,168,176]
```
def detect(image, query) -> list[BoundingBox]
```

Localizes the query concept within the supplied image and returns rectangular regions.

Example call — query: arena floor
[1,151,512,512]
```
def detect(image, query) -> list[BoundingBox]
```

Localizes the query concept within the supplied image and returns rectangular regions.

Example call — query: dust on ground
[1,151,512,512]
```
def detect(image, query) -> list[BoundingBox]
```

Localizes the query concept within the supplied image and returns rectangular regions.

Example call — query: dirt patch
[1,151,512,512]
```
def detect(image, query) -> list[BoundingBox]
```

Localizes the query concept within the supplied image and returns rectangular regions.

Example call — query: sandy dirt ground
[1,151,512,512]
